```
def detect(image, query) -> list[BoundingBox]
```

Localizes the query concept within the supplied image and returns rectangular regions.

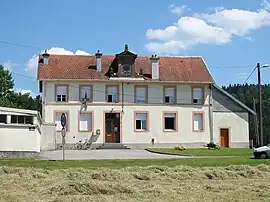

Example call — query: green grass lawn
[0,156,270,169]
[146,148,253,157]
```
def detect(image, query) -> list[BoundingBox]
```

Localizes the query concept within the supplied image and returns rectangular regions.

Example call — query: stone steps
[96,143,130,150]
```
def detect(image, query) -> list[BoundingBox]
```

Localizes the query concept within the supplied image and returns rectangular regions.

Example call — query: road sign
[61,113,66,128]
[61,127,66,138]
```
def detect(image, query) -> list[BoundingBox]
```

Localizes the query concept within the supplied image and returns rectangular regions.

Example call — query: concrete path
[39,149,191,160]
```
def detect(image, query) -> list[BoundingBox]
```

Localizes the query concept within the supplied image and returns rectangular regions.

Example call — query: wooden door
[105,113,120,143]
[220,128,229,148]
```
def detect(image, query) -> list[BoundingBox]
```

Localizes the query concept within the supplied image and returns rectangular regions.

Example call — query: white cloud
[245,36,254,41]
[15,88,37,98]
[197,8,270,36]
[145,2,270,54]
[262,0,270,10]
[146,17,231,54]
[2,60,19,71]
[169,4,189,16]
[25,47,92,73]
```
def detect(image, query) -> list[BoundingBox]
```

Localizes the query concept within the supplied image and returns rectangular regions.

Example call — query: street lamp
[257,63,269,146]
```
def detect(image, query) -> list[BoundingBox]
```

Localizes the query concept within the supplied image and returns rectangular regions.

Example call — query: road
[39,149,191,160]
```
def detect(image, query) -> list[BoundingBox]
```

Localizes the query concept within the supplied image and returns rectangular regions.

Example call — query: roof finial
[124,44,128,51]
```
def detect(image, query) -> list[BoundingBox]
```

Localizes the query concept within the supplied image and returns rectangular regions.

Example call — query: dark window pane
[165,96,170,103]
[62,95,66,102]
[108,95,112,102]
[11,115,17,123]
[165,117,175,130]
[0,115,7,123]
[136,120,141,129]
[25,116,33,125]
[57,95,61,101]
[18,116,25,124]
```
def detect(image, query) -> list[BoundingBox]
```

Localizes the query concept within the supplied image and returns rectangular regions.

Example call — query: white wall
[42,81,251,148]
[0,125,40,152]
[45,104,210,146]
[40,122,57,151]
[44,81,211,105]
[213,112,249,148]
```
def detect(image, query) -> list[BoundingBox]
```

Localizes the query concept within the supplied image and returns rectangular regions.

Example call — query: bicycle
[74,134,93,150]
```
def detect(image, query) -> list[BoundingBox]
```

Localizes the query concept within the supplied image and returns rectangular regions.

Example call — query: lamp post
[257,63,269,146]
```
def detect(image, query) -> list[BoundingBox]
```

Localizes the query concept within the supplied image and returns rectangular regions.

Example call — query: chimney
[95,50,103,72]
[150,54,160,80]
[42,50,50,65]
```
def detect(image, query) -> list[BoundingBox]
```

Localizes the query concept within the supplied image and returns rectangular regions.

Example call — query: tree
[0,63,42,115]
[223,83,270,145]
[0,65,14,98]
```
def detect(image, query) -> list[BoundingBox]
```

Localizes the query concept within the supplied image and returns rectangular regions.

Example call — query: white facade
[40,79,252,149]
[213,112,249,148]
[0,107,42,157]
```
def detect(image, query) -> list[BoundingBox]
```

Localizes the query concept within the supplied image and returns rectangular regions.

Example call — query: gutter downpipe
[209,84,214,143]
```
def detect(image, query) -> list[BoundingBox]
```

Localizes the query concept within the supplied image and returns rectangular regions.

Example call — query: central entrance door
[105,113,120,143]
[220,128,229,148]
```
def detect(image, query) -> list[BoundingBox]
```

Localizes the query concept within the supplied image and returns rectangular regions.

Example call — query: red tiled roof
[37,55,214,83]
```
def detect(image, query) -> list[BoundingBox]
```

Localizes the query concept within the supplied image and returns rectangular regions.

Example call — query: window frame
[54,111,70,132]
[134,85,148,103]
[134,111,149,132]
[163,112,178,132]
[163,85,177,104]
[79,85,93,103]
[10,115,34,125]
[191,86,204,105]
[105,85,119,103]
[78,111,93,132]
[55,84,69,102]
[192,112,204,132]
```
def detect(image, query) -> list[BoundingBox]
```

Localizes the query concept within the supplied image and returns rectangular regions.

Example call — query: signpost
[61,113,67,161]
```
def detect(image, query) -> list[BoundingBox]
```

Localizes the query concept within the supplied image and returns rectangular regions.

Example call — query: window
[164,113,177,131]
[0,115,7,123]
[135,112,148,131]
[164,87,176,104]
[79,85,92,102]
[193,112,204,132]
[106,86,118,102]
[55,112,68,132]
[10,115,33,125]
[192,87,204,104]
[78,113,92,132]
[56,85,68,102]
[135,86,147,103]
[122,64,132,75]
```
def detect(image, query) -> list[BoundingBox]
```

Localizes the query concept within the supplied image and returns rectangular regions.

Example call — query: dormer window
[122,64,132,75]
[115,44,137,77]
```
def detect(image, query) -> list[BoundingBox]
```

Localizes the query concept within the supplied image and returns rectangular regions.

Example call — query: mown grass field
[1,165,270,202]
[1,148,270,201]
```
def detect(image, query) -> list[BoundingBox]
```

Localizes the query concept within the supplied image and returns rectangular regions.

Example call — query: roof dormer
[115,44,137,77]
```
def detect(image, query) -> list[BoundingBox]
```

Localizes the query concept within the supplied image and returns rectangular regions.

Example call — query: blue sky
[1,0,270,97]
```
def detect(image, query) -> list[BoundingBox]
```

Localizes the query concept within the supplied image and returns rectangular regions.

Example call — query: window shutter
[164,113,176,118]
[55,113,62,131]
[136,113,147,120]
[136,87,146,102]
[193,88,203,99]
[79,114,91,131]
[56,86,67,95]
[165,88,175,103]
[194,114,202,131]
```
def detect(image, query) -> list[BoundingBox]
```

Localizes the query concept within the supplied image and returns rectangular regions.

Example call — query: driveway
[39,149,190,160]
